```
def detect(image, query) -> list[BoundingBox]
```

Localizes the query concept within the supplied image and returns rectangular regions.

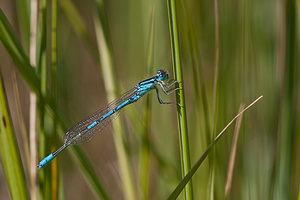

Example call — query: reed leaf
[0,72,29,200]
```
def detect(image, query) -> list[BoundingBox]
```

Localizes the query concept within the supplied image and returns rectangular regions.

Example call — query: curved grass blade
[59,0,98,59]
[48,111,110,200]
[0,72,29,200]
[93,0,136,199]
[167,96,263,200]
[0,7,109,200]
[0,9,40,94]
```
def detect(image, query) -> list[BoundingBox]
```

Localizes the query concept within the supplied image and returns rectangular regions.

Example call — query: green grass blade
[36,0,47,75]
[167,0,193,199]
[36,0,52,199]
[167,141,211,200]
[0,72,29,200]
[139,8,155,200]
[167,96,263,199]
[181,0,211,145]
[0,9,40,94]
[37,105,110,200]
[274,0,297,199]
[59,0,98,59]
[15,0,30,53]
[93,0,136,199]
[209,0,220,198]
[0,7,108,199]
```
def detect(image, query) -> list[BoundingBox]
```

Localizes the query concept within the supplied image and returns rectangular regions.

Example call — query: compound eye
[157,69,168,79]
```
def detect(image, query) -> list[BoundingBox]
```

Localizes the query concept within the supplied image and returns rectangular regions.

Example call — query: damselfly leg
[155,81,182,106]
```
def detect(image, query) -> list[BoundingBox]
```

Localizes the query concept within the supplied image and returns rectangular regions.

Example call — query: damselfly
[37,69,180,169]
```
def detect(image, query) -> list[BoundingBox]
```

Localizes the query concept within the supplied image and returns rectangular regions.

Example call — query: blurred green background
[0,0,299,199]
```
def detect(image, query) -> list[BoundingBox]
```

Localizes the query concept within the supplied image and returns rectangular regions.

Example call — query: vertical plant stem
[36,0,52,199]
[140,97,151,200]
[50,0,59,199]
[212,0,219,138]
[94,1,136,199]
[210,0,219,199]
[167,0,193,199]
[140,8,155,200]
[29,93,37,196]
[29,0,38,199]
[275,0,297,199]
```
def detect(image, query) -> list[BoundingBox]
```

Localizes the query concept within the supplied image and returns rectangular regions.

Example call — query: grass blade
[181,0,211,145]
[0,6,108,199]
[49,0,59,198]
[0,72,29,200]
[59,0,98,59]
[225,105,244,197]
[209,0,220,198]
[167,0,193,199]
[274,0,297,198]
[139,8,155,200]
[15,0,30,52]
[167,96,263,200]
[0,9,40,93]
[29,0,38,199]
[93,0,135,199]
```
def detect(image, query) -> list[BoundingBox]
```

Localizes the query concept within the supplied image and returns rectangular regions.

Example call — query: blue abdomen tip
[37,154,54,169]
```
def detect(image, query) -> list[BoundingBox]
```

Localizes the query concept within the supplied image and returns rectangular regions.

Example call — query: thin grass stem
[209,0,220,198]
[50,0,59,198]
[167,0,193,199]
[29,0,38,199]
[139,8,155,200]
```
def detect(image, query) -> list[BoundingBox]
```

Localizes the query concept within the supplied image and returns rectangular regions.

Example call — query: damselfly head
[157,69,169,81]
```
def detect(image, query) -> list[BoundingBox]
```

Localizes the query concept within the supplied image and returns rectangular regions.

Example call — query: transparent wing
[64,87,137,145]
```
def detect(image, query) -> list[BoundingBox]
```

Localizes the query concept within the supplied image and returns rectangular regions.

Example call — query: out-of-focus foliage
[0,0,299,199]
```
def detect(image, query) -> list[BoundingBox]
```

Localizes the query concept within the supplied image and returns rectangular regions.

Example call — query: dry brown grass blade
[225,104,244,197]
